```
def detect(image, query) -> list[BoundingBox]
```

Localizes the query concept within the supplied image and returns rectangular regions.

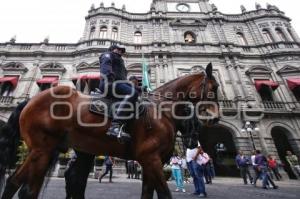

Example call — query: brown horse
[0,63,219,199]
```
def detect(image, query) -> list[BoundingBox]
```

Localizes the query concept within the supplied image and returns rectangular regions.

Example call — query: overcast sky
[0,0,299,43]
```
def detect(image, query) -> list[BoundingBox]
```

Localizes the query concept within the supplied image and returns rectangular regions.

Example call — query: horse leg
[141,172,154,199]
[17,150,52,199]
[141,156,172,199]
[1,157,33,199]
[1,175,22,199]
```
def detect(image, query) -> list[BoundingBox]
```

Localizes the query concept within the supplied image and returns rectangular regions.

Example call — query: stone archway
[200,124,239,177]
[271,126,297,179]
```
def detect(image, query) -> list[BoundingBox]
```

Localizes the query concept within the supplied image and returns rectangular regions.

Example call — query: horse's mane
[152,72,205,93]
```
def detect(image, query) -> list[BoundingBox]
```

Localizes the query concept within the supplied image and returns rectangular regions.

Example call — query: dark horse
[0,63,219,199]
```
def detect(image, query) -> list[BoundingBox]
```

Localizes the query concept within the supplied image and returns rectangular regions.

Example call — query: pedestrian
[208,158,216,179]
[181,156,191,183]
[267,155,282,181]
[134,161,141,179]
[186,144,201,195]
[285,150,300,178]
[170,152,186,193]
[251,150,259,185]
[127,160,135,179]
[235,150,253,185]
[193,146,208,198]
[99,156,114,183]
[203,154,212,184]
[255,150,278,189]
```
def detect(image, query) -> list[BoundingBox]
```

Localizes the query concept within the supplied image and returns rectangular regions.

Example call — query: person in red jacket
[267,155,282,181]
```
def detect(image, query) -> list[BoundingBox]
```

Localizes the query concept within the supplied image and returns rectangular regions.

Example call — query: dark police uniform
[99,51,127,88]
[99,45,138,141]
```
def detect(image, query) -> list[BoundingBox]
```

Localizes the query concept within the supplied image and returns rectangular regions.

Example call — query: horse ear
[206,62,213,79]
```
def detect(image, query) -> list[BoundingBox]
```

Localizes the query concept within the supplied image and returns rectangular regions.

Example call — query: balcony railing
[219,100,234,109]
[218,100,300,114]
[262,101,286,111]
[0,96,14,104]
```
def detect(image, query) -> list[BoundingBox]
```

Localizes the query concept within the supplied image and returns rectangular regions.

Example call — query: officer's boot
[106,96,133,142]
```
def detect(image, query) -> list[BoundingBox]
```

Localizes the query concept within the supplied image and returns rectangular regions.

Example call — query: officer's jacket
[99,52,127,81]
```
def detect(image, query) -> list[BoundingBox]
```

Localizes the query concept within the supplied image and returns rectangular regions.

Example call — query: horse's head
[188,63,220,127]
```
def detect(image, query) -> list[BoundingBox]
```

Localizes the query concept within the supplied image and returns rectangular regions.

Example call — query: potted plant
[16,141,28,167]
[58,152,70,165]
[94,155,104,179]
[94,155,104,166]
[57,150,71,177]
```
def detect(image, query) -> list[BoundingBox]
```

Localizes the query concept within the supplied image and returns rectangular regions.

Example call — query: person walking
[99,156,114,183]
[235,150,253,185]
[186,146,201,195]
[127,160,135,179]
[203,154,212,184]
[251,150,260,186]
[170,153,186,193]
[255,150,278,189]
[193,146,209,198]
[267,155,282,181]
[181,156,191,184]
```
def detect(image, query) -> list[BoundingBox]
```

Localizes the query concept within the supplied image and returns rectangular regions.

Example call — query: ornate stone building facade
[1,0,300,177]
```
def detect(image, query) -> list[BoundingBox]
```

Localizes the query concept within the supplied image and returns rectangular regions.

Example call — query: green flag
[142,53,152,91]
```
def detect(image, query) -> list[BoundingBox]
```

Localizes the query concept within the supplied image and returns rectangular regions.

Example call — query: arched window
[275,28,287,42]
[184,32,196,43]
[111,27,118,40]
[134,31,142,43]
[0,82,13,96]
[89,26,96,39]
[99,26,107,39]
[236,32,248,45]
[262,29,274,43]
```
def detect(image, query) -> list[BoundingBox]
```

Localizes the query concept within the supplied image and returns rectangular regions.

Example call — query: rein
[146,74,208,102]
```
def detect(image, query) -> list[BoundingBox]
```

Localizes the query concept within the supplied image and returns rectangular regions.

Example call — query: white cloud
[0,0,299,43]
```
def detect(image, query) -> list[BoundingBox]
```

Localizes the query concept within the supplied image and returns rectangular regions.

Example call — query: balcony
[0,96,14,104]
[261,101,300,114]
[218,100,300,115]
[262,101,286,110]
[219,100,234,109]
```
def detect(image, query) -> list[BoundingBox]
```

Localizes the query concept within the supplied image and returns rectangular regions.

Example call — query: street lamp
[241,121,259,150]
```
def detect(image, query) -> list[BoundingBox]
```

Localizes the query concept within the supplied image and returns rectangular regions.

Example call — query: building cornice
[1,40,300,60]
[84,6,290,23]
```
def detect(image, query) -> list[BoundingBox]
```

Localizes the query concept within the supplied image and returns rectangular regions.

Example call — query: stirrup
[117,125,131,143]
[107,124,131,143]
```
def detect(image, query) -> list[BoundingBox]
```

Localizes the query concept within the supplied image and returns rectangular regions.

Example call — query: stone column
[163,64,168,83]
[224,57,241,99]
[155,64,160,87]
[256,123,269,154]
[233,57,250,99]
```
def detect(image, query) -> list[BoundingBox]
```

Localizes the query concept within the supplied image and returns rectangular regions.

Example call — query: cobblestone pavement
[13,176,300,199]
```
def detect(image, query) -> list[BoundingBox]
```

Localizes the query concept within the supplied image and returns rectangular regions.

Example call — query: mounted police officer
[99,45,139,141]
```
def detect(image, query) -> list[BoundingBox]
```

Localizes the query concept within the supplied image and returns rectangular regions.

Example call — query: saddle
[89,94,147,119]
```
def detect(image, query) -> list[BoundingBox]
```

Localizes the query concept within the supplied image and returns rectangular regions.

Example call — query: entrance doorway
[200,125,239,177]
[271,126,297,179]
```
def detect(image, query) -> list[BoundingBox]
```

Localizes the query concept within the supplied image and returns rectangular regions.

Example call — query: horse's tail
[0,100,29,192]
